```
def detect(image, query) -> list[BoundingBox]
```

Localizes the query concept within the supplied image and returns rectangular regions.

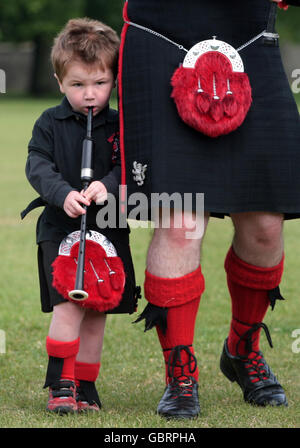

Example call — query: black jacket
[24,97,126,243]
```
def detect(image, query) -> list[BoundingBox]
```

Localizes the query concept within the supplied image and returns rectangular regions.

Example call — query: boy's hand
[63,190,91,218]
[83,181,108,205]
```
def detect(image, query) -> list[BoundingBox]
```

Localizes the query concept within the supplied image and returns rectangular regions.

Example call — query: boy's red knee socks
[44,336,80,387]
[74,361,102,408]
[74,361,100,386]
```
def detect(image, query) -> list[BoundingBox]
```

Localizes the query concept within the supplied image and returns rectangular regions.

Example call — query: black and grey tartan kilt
[120,0,300,219]
[37,235,138,315]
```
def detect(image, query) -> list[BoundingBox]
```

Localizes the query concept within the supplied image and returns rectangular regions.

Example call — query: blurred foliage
[0,0,123,42]
[84,0,123,35]
[277,6,300,42]
[0,0,124,95]
[0,1,299,43]
[0,1,298,95]
[0,0,83,41]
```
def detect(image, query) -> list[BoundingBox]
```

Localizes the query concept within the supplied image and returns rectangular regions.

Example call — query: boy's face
[56,60,115,116]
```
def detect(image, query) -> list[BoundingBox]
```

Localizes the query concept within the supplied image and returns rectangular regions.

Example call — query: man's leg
[220,212,287,406]
[140,210,209,418]
[147,210,205,278]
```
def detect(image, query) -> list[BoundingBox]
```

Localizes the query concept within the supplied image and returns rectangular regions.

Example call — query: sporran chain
[125,20,268,54]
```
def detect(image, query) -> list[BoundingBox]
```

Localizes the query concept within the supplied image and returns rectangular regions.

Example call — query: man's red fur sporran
[171,51,252,138]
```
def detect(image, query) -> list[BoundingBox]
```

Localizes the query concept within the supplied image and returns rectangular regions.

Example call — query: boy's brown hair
[51,17,120,81]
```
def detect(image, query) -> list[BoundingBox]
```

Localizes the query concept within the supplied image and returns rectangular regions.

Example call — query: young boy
[23,18,138,414]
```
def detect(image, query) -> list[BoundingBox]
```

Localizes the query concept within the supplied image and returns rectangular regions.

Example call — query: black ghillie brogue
[220,324,288,407]
[157,345,200,419]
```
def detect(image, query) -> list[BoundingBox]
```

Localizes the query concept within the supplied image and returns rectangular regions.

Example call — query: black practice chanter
[69,106,94,301]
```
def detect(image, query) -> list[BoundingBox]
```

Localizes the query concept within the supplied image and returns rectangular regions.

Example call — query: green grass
[0,95,300,429]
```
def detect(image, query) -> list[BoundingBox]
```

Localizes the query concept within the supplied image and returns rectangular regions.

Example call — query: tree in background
[84,0,123,35]
[0,0,123,95]
[0,1,299,96]
[0,0,84,95]
[277,6,300,42]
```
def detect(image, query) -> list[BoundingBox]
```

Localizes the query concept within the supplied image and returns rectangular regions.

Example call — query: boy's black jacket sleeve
[26,114,73,209]
[100,165,121,197]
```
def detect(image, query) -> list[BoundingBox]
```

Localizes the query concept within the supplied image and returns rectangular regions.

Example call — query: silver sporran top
[182,37,244,72]
[58,230,117,257]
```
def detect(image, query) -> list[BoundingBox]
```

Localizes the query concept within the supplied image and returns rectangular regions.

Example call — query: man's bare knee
[232,212,284,251]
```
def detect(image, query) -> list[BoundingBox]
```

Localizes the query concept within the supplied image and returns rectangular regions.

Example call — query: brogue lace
[164,344,198,396]
[242,353,271,383]
[235,320,273,357]
[169,375,194,398]
[166,345,197,379]
[235,321,273,384]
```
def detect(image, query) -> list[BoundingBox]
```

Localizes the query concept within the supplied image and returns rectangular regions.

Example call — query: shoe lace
[167,345,197,379]
[169,375,194,398]
[242,352,270,383]
[235,321,273,384]
[166,345,197,396]
[235,321,273,357]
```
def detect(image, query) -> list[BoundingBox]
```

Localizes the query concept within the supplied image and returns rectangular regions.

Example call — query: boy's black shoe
[157,375,200,419]
[220,338,288,406]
